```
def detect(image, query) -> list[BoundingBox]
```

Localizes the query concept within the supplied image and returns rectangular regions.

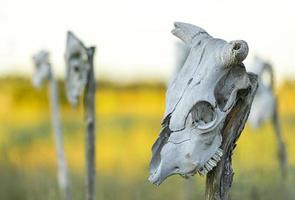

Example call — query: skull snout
[66,82,80,106]
[32,64,50,88]
[148,160,180,186]
[67,90,79,106]
[149,140,197,185]
[32,75,42,88]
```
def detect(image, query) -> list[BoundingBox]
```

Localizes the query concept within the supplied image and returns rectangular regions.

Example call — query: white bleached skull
[65,31,90,105]
[32,50,51,88]
[149,22,251,185]
[248,57,275,128]
[174,41,190,71]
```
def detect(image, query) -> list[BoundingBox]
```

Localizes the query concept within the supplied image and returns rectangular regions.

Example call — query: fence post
[64,33,96,200]
[32,51,71,200]
[248,59,288,180]
[205,74,258,200]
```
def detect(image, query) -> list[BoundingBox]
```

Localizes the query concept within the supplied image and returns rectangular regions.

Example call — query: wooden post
[205,74,258,200]
[272,98,288,180]
[64,33,96,200]
[49,74,72,200]
[84,47,96,200]
[248,59,288,180]
[33,51,71,200]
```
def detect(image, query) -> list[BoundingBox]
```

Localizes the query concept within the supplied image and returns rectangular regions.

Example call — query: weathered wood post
[32,51,71,200]
[205,74,257,200]
[64,32,96,200]
[248,57,288,179]
[148,22,258,200]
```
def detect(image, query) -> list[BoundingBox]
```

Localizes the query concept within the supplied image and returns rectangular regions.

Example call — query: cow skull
[65,31,90,106]
[32,50,51,88]
[248,57,275,128]
[149,22,251,185]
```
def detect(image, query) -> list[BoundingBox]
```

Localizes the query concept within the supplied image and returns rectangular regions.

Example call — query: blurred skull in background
[248,57,275,128]
[32,50,51,88]
[65,31,90,106]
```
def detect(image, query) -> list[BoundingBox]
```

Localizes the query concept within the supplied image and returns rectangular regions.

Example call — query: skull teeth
[212,154,221,161]
[197,148,223,176]
[205,163,213,171]
[216,148,223,157]
[208,159,217,166]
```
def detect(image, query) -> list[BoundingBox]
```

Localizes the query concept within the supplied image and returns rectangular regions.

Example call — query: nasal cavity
[233,43,241,51]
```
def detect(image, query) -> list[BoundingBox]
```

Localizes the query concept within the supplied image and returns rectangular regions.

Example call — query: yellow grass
[0,78,295,183]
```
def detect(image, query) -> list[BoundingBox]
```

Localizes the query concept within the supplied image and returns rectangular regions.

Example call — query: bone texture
[174,41,190,71]
[65,32,96,200]
[149,22,254,187]
[248,57,288,179]
[32,51,71,200]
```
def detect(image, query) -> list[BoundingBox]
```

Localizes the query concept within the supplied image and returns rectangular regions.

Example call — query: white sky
[0,0,295,82]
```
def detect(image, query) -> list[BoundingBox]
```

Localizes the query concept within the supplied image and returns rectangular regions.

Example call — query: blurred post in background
[65,32,96,200]
[248,57,288,181]
[32,51,71,200]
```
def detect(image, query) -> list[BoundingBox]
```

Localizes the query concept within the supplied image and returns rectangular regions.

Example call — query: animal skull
[149,22,251,185]
[32,50,51,88]
[174,41,190,71]
[65,31,90,105]
[248,57,275,128]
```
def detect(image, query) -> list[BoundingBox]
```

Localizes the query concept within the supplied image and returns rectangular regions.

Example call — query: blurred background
[0,0,295,199]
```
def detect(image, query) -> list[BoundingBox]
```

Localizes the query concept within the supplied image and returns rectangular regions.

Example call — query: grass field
[0,77,294,200]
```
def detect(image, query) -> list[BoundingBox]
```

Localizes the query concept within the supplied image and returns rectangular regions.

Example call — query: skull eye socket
[71,52,81,59]
[214,64,248,111]
[191,101,216,130]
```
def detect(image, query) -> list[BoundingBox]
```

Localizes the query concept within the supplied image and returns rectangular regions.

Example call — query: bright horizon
[1,0,295,83]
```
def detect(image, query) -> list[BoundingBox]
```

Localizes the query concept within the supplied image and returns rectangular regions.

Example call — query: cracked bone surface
[65,31,90,106]
[149,22,251,186]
